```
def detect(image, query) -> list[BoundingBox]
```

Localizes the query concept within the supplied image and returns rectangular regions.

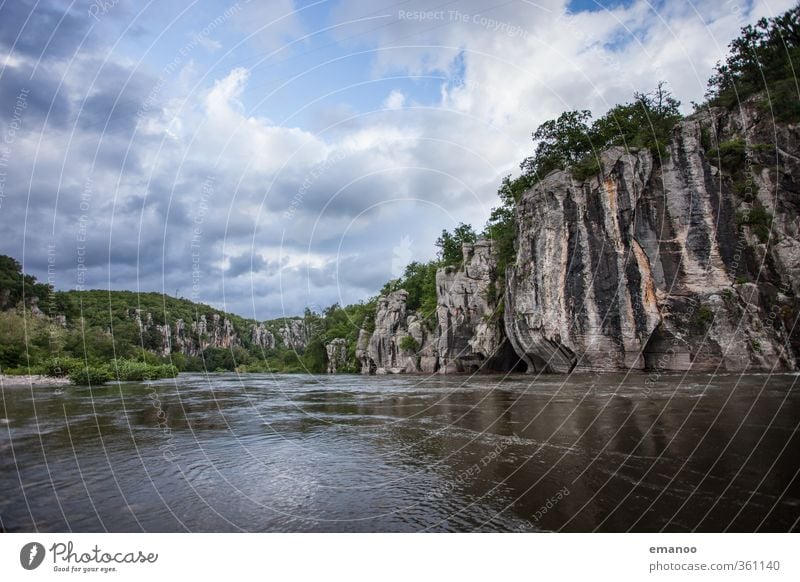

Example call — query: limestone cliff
[279,319,309,351]
[505,104,798,372]
[126,309,288,358]
[355,245,522,375]
[357,291,427,374]
[354,102,799,374]
[325,338,347,373]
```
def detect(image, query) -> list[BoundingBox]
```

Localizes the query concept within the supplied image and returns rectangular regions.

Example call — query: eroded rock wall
[325,338,347,373]
[505,106,798,372]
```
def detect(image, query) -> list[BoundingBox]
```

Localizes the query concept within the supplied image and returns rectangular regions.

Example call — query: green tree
[483,175,530,277]
[0,255,53,310]
[521,110,593,179]
[704,5,800,120]
[435,223,477,266]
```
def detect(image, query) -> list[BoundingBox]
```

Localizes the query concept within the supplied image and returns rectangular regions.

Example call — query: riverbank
[0,374,71,388]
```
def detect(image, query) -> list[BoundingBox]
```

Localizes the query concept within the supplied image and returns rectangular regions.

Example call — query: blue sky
[0,0,792,320]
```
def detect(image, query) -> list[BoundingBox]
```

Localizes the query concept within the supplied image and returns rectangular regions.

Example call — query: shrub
[38,357,82,377]
[696,306,714,328]
[737,205,773,243]
[398,336,419,353]
[707,139,747,172]
[113,359,178,381]
[68,365,113,385]
[700,126,714,151]
[436,223,477,266]
[571,156,601,181]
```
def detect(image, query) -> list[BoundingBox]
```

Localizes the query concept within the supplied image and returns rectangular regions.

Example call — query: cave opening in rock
[487,339,528,373]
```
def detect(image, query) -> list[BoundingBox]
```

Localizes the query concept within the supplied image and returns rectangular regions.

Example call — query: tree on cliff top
[520,83,681,184]
[435,223,477,266]
[705,4,800,120]
[0,255,53,310]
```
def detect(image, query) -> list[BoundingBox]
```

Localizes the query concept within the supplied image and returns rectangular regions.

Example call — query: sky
[0,0,794,321]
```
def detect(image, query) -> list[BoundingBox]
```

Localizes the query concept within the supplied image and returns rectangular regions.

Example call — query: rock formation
[325,338,347,373]
[436,239,516,373]
[362,291,411,374]
[279,319,308,350]
[123,309,279,359]
[250,323,276,350]
[354,291,439,374]
[355,101,799,374]
[355,327,374,374]
[505,104,797,372]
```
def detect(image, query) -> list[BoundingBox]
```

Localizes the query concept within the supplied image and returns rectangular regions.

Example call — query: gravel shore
[0,374,71,387]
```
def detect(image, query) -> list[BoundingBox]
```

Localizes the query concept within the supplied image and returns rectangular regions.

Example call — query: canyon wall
[506,105,798,372]
[354,103,799,374]
[126,310,299,357]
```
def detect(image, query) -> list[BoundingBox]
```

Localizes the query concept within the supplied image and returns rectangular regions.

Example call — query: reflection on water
[1,372,798,532]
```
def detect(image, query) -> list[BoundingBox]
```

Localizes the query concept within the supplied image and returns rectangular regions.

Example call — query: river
[1,372,798,532]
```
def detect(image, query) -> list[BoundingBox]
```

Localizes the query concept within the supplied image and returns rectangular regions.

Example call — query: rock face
[250,323,276,350]
[355,327,374,374]
[356,246,522,375]
[504,104,798,372]
[279,319,308,350]
[125,309,281,359]
[325,338,347,373]
[362,291,411,374]
[435,240,520,373]
[355,291,438,374]
[355,102,799,374]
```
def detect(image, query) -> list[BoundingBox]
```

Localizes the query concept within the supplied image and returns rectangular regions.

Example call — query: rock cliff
[354,244,524,375]
[354,102,799,374]
[125,309,287,358]
[505,104,798,372]
[279,319,309,351]
[357,291,422,374]
[325,338,347,373]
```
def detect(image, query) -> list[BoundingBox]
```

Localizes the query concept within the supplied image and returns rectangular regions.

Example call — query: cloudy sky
[0,0,793,320]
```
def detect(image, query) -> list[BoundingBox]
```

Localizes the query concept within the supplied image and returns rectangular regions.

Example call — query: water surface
[1,372,798,532]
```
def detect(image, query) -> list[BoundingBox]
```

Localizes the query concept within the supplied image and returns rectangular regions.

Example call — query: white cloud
[383,89,406,109]
[4,0,797,318]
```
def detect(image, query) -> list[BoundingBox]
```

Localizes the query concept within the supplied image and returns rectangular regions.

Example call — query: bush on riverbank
[36,357,178,385]
[67,364,113,385]
[113,359,179,381]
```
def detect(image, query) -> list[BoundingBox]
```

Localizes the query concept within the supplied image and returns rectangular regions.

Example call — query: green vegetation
[399,336,419,352]
[113,359,179,381]
[0,256,52,310]
[696,306,715,329]
[484,175,530,275]
[737,205,773,243]
[707,139,775,179]
[68,365,113,386]
[435,223,477,266]
[700,126,713,151]
[0,256,310,376]
[704,5,800,121]
[381,261,439,328]
[520,82,682,182]
[708,139,748,172]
